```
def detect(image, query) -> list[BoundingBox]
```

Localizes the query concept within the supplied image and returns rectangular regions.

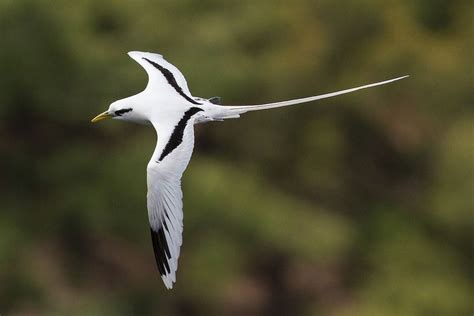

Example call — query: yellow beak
[91,111,112,123]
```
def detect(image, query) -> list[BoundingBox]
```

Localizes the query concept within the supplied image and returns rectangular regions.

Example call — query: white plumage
[91,51,408,289]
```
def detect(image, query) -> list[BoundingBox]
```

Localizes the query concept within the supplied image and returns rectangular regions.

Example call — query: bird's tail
[214,76,409,119]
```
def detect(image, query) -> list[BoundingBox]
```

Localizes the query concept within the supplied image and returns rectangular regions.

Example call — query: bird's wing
[128,51,201,105]
[146,110,202,289]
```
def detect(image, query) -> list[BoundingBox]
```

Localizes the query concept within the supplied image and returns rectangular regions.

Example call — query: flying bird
[91,51,408,289]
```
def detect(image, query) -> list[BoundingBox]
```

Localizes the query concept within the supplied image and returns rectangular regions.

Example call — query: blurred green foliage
[0,0,472,315]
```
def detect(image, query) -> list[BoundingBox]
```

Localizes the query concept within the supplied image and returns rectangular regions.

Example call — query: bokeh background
[0,0,472,315]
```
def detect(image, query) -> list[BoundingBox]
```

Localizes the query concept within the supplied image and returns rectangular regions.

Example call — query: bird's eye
[115,108,133,116]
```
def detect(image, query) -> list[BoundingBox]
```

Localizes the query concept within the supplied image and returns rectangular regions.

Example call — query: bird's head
[91,98,149,124]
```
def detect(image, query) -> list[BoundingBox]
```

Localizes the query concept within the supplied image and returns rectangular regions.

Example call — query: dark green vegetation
[0,1,471,315]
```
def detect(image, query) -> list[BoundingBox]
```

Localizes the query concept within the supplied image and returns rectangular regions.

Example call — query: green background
[0,0,472,315]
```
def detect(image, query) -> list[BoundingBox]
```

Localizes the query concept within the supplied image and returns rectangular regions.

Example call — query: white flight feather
[128,51,194,101]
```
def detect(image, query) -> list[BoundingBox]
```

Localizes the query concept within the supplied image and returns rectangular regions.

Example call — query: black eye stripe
[115,108,133,116]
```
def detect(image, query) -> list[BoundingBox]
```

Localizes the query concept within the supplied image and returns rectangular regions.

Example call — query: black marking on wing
[158,107,203,162]
[208,96,221,104]
[162,219,169,232]
[114,108,133,116]
[151,227,171,276]
[142,57,201,105]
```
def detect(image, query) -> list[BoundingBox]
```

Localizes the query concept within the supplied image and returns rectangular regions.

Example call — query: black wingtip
[150,227,172,276]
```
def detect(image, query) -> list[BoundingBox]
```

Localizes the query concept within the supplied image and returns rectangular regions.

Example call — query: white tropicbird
[92,51,408,289]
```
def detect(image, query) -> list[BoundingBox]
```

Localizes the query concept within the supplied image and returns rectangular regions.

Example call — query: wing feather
[128,51,200,105]
[146,118,197,289]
